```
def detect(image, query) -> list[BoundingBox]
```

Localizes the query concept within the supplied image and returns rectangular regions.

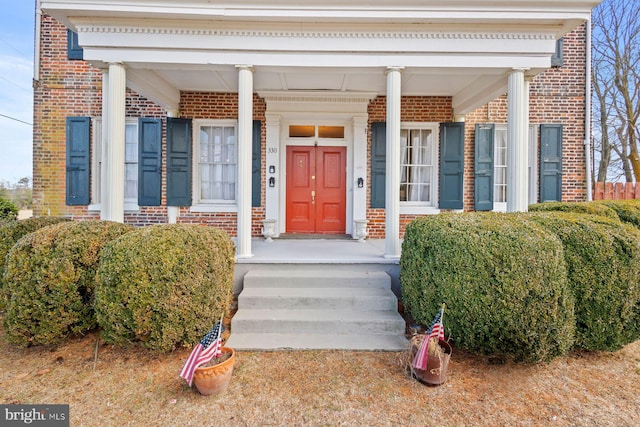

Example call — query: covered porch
[42,0,598,260]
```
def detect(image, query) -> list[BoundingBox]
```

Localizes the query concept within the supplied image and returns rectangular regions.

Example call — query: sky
[0,2,34,184]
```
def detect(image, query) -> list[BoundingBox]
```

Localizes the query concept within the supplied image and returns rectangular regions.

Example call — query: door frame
[279,117,353,235]
[260,90,376,239]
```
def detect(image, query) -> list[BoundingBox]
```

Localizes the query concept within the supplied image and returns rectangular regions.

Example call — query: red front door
[286,146,346,234]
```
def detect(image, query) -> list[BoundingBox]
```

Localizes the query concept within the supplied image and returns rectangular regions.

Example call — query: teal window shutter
[166,118,192,206]
[252,120,261,207]
[439,122,465,209]
[67,30,83,60]
[138,118,162,206]
[65,117,91,205]
[370,122,386,208]
[540,124,563,202]
[474,124,495,211]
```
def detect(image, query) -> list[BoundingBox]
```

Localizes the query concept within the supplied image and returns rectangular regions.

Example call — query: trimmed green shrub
[0,217,71,308]
[401,212,575,363]
[2,220,133,346]
[529,201,619,220]
[596,200,640,229]
[0,197,18,223]
[94,224,235,353]
[529,212,640,351]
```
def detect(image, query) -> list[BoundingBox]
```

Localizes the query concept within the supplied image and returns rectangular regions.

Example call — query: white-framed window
[192,120,238,211]
[493,125,539,212]
[400,123,439,212]
[493,129,508,209]
[90,118,139,211]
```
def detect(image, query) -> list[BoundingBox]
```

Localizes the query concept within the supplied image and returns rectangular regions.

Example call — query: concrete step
[225,333,409,351]
[238,286,398,310]
[228,268,408,351]
[242,269,391,289]
[230,309,406,335]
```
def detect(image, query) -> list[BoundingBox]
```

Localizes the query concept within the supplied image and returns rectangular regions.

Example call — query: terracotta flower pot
[193,347,235,396]
[412,339,452,386]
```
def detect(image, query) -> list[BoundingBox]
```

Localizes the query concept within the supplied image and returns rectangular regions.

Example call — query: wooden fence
[593,182,640,200]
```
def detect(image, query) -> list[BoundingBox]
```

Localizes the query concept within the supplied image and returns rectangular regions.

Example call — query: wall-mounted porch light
[269,177,276,187]
[357,177,364,188]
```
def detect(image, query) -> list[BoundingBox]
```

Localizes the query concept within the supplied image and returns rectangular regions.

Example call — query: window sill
[87,203,140,213]
[190,204,238,213]
[400,205,440,215]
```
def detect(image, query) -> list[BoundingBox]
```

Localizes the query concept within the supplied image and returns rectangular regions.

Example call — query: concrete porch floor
[236,238,397,264]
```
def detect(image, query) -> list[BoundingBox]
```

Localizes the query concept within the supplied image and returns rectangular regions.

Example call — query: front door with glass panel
[286,145,346,234]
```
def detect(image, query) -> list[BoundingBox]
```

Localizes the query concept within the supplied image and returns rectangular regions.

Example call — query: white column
[385,67,403,259]
[265,113,280,234]
[100,69,110,220]
[506,69,529,212]
[105,62,126,223]
[166,109,180,224]
[236,65,254,258]
[352,116,368,239]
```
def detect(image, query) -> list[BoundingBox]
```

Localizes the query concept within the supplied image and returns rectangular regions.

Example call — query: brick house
[34,0,601,259]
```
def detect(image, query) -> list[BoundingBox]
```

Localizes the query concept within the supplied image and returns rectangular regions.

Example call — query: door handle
[311,190,315,204]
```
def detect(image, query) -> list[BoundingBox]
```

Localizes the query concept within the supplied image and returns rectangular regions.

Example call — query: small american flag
[179,320,224,386]
[412,307,445,371]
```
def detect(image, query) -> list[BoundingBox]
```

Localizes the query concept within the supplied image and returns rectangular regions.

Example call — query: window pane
[200,164,212,200]
[124,164,138,199]
[494,130,507,203]
[213,127,223,162]
[318,126,344,138]
[125,124,137,162]
[224,127,236,163]
[400,129,433,203]
[198,125,236,202]
[289,125,315,138]
[124,123,138,203]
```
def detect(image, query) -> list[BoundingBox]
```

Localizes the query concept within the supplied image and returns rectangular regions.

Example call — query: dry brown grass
[1,317,639,427]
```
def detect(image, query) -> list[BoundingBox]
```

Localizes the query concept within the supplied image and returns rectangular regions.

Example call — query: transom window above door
[289,125,344,139]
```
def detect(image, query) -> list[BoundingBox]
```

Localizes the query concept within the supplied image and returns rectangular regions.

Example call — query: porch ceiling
[119,62,514,115]
[122,63,521,115]
[133,65,495,97]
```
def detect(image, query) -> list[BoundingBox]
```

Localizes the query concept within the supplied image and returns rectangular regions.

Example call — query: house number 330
[268,147,278,154]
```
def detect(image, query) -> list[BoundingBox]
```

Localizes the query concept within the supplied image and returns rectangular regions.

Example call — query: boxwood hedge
[529,201,620,220]
[94,224,235,353]
[2,220,133,346]
[597,200,640,229]
[401,213,575,363]
[529,212,640,351]
[0,216,70,310]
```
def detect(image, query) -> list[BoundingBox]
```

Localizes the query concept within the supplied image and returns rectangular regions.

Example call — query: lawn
[1,318,639,426]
